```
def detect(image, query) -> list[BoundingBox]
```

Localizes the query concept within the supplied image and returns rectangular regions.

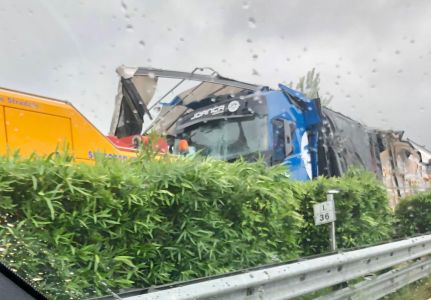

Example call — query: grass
[386,274,431,300]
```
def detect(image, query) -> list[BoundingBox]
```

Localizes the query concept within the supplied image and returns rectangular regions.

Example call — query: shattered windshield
[182,116,268,161]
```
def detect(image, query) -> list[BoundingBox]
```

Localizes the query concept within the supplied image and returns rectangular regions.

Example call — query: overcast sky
[0,0,430,148]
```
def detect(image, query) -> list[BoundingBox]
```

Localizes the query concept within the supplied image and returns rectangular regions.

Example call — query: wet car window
[0,1,430,299]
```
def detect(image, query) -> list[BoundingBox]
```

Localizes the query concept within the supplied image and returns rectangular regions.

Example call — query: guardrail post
[327,191,337,251]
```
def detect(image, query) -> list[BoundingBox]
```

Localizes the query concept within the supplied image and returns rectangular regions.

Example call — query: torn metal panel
[379,149,399,207]
[110,65,262,138]
[376,131,431,208]
[133,67,260,91]
[176,82,248,107]
[311,105,429,208]
[409,139,431,172]
[146,83,255,134]
[110,66,158,137]
[318,108,380,177]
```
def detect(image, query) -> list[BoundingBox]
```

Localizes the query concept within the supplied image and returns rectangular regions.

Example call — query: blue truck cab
[172,84,322,181]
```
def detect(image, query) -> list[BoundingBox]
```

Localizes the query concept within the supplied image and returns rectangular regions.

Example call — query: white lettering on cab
[190,105,225,120]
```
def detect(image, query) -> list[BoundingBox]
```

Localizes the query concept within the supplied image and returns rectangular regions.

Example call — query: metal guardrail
[120,234,431,300]
[317,257,431,300]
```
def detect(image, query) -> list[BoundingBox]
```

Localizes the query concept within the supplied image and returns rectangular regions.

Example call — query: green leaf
[44,195,55,220]
[31,175,38,190]
[114,256,136,268]
[94,254,100,272]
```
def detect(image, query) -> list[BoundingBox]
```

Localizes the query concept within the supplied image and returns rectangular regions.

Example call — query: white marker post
[313,190,339,251]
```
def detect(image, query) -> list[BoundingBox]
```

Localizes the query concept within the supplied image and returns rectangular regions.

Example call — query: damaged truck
[111,66,431,206]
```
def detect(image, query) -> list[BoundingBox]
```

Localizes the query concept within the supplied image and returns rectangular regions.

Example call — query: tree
[290,68,333,106]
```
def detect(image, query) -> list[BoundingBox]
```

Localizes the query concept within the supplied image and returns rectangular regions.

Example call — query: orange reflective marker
[178,139,189,153]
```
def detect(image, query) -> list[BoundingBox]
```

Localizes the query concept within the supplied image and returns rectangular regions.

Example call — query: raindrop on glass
[121,1,127,13]
[248,17,256,29]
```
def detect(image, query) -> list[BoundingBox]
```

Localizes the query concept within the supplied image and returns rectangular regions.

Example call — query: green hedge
[395,190,431,236]
[0,153,394,299]
[299,169,393,256]
[0,154,302,299]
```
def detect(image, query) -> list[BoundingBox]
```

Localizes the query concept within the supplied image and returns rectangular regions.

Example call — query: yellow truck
[0,87,138,163]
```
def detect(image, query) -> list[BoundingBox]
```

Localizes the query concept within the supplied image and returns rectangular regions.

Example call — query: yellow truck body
[0,87,137,163]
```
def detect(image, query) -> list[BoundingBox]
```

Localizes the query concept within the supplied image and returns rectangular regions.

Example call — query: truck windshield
[182,116,268,161]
